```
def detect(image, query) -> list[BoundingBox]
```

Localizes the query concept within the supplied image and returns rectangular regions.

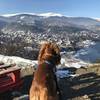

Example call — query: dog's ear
[56,54,61,65]
[38,43,47,63]
[38,42,51,63]
[52,44,61,65]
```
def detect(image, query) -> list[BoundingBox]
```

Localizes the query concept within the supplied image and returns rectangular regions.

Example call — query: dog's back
[30,62,58,100]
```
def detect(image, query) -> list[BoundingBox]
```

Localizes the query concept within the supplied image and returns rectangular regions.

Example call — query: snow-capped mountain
[0,12,100,62]
[2,12,63,17]
[94,18,100,22]
[0,12,100,26]
[38,12,63,17]
[1,12,100,34]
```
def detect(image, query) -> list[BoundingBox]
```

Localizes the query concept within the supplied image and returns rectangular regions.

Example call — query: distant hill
[0,13,100,33]
[0,13,100,59]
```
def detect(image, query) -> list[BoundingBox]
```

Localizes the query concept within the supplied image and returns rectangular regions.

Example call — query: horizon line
[0,12,100,19]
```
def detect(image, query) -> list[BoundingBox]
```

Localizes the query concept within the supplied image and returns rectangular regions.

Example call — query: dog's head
[38,42,61,65]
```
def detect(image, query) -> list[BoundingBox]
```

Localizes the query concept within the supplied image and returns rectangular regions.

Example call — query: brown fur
[29,42,61,100]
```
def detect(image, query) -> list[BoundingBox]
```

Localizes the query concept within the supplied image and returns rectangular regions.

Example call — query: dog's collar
[45,60,55,66]
[45,61,51,65]
[45,60,55,67]
[45,61,56,72]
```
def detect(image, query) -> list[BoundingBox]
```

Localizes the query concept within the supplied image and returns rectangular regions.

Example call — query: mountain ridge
[0,13,100,29]
[1,12,63,17]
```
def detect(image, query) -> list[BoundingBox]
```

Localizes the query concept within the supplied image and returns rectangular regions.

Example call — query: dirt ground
[0,64,100,100]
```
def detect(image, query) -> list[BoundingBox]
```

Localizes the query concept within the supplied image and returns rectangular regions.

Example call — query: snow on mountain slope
[0,54,81,78]
[2,13,23,17]
[95,18,100,22]
[0,55,38,68]
[0,41,98,69]
[61,57,88,68]
[38,12,63,17]
[2,12,63,18]
[0,54,88,69]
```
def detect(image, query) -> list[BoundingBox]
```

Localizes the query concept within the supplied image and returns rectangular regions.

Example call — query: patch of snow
[20,16,25,19]
[56,70,78,78]
[2,13,21,17]
[0,55,81,78]
[39,12,63,18]
[61,58,66,65]
[2,13,35,17]
[24,46,33,51]
[17,20,21,23]
[94,18,100,22]
[0,54,37,67]
[77,40,95,49]
[61,57,88,68]
[81,40,95,48]
[56,70,70,78]
[65,60,88,68]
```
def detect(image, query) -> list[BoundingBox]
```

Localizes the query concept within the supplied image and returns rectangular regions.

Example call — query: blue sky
[0,0,100,18]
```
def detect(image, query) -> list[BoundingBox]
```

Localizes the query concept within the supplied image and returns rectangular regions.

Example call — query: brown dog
[29,42,61,100]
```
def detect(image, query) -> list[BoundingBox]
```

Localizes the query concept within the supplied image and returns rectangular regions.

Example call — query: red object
[0,65,23,93]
